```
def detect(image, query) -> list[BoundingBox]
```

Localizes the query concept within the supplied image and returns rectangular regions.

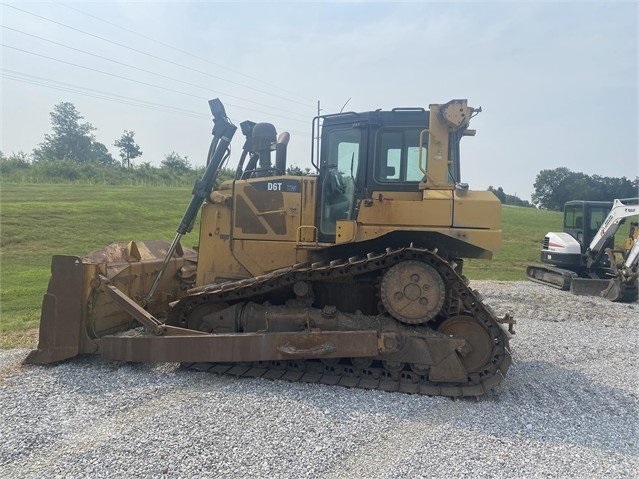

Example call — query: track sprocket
[380,260,445,324]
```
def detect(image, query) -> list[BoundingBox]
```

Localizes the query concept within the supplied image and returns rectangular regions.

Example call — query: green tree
[488,186,532,207]
[532,167,574,210]
[0,151,30,176]
[488,186,507,203]
[533,167,639,210]
[161,151,190,172]
[503,192,532,207]
[215,167,236,186]
[592,174,638,200]
[32,102,115,166]
[91,142,117,166]
[114,130,142,168]
[286,165,312,176]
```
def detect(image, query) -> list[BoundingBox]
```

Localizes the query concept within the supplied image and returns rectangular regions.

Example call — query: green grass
[1,183,632,336]
[1,184,194,333]
[464,205,562,280]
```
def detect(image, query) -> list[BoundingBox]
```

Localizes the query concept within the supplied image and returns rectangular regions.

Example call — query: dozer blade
[25,255,87,364]
[25,241,197,365]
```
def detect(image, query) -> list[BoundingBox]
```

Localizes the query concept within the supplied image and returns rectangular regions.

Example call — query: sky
[0,1,637,201]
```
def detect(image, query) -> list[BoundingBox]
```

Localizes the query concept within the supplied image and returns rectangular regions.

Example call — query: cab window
[564,205,584,229]
[589,207,608,235]
[375,128,426,182]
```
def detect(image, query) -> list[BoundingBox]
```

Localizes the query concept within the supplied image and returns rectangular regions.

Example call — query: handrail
[418,128,429,175]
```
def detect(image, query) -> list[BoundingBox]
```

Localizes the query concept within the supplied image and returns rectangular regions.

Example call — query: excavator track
[172,245,513,397]
[527,264,638,302]
[526,264,577,290]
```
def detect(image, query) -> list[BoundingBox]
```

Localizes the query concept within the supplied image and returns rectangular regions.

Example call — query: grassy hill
[464,204,562,280]
[0,183,604,334]
[1,184,194,333]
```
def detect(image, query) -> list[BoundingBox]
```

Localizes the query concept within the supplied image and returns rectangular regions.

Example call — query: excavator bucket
[570,276,638,302]
[25,241,197,365]
[570,278,621,300]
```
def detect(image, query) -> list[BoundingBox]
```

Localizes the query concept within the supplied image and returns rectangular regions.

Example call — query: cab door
[317,126,364,242]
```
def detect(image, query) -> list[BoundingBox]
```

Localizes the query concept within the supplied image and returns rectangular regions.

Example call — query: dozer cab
[26,99,514,397]
[527,198,639,302]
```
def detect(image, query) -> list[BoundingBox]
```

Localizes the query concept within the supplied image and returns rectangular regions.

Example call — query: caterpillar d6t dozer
[26,98,514,397]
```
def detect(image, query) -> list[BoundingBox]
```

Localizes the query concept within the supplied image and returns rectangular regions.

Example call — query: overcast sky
[1,1,637,200]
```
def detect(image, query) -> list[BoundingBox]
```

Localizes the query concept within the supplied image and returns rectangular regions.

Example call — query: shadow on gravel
[237,358,638,457]
[13,352,638,458]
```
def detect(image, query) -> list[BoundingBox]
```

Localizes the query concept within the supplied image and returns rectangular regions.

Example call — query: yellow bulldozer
[26,98,514,397]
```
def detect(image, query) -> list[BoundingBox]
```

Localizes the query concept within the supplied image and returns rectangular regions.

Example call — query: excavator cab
[563,200,614,252]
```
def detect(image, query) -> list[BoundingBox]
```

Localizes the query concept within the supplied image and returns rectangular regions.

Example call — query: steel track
[173,245,513,397]
[526,264,576,290]
[526,264,638,302]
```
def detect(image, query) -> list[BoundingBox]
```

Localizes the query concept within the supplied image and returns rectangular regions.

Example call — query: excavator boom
[587,198,638,253]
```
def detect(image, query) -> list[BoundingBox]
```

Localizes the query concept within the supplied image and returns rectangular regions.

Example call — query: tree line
[2,102,636,208]
[0,102,310,187]
[0,102,207,186]
[32,102,142,167]
[490,170,637,211]
[532,168,638,210]
[487,186,532,208]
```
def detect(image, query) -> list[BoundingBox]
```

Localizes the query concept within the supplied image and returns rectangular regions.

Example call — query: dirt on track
[0,281,637,478]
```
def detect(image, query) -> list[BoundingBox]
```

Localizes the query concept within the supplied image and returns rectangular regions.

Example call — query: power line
[2,3,316,109]
[2,74,207,120]
[1,43,308,124]
[0,68,312,137]
[1,69,208,119]
[55,0,316,105]
[0,25,308,119]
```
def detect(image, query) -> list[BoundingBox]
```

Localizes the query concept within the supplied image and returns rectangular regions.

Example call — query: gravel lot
[1,281,637,478]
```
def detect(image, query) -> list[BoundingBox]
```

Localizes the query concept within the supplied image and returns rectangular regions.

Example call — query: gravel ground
[1,281,637,479]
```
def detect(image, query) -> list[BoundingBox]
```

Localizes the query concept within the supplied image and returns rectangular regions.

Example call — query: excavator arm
[572,198,639,301]
[585,198,638,270]
[587,198,638,253]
